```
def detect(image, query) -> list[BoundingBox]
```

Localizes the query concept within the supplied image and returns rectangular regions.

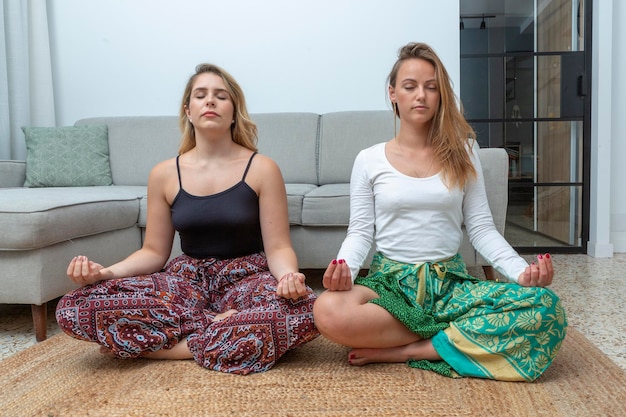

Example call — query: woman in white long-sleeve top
[312,42,567,382]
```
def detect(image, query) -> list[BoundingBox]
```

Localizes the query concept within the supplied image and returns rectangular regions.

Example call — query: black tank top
[171,152,264,259]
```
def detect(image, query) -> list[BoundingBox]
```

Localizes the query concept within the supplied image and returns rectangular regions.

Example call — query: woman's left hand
[276,272,309,299]
[517,253,554,287]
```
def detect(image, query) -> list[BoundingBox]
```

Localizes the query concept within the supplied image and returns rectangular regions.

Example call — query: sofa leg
[482,265,496,281]
[31,303,48,342]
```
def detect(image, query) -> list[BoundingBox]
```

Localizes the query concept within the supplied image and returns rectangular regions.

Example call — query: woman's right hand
[517,253,554,287]
[322,259,353,291]
[67,255,113,286]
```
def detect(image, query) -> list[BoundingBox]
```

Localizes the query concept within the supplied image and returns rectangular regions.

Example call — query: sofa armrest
[477,148,509,236]
[0,160,26,188]
[474,148,509,269]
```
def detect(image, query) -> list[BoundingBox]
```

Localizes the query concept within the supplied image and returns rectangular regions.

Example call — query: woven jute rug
[1,327,624,417]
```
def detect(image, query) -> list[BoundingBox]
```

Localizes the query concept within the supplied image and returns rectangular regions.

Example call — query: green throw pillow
[22,125,113,187]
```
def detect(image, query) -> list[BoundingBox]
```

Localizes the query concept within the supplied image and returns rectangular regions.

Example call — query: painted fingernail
[332,259,337,265]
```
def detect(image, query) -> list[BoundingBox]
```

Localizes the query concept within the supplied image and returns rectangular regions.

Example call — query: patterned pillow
[22,125,113,187]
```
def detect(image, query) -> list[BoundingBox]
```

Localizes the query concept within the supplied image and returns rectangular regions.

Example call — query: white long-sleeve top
[336,142,529,282]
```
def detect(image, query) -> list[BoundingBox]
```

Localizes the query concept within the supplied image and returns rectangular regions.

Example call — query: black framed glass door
[460,0,591,253]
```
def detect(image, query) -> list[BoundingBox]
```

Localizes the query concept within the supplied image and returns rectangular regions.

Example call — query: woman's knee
[312,291,352,336]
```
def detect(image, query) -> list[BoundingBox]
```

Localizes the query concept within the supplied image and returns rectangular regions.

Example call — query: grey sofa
[0,111,509,341]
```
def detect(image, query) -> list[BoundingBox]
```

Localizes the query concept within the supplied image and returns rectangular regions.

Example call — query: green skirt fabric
[354,253,567,381]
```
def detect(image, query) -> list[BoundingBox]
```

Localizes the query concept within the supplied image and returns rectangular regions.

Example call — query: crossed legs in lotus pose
[313,285,441,365]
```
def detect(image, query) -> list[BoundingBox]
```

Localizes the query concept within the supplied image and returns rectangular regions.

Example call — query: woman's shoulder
[146,158,179,199]
[149,157,177,179]
[245,152,285,195]
[251,152,279,170]
[358,141,387,156]
[246,152,283,182]
[355,141,387,163]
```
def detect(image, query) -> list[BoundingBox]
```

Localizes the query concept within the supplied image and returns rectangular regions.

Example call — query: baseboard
[587,241,614,257]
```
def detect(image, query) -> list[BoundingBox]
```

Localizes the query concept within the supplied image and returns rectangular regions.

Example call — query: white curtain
[0,0,55,160]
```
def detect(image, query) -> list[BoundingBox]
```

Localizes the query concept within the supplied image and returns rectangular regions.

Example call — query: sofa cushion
[0,187,140,250]
[318,111,394,184]
[22,125,112,187]
[111,186,150,227]
[75,117,180,186]
[285,183,318,225]
[302,183,350,226]
[22,125,113,187]
[253,113,320,185]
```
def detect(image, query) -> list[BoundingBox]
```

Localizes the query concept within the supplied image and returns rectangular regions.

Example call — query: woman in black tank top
[56,64,319,375]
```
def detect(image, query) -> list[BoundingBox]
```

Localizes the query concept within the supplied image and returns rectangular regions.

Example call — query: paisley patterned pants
[56,252,319,375]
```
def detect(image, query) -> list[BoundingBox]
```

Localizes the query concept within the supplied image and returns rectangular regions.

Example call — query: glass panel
[504,121,534,180]
[537,54,585,119]
[502,119,583,248]
[504,120,582,183]
[503,1,534,53]
[505,55,534,121]
[461,57,505,120]
[505,184,581,247]
[537,0,583,52]
[536,185,582,245]
[460,25,489,53]
[537,55,560,118]
[536,120,582,183]
[460,0,535,54]
[470,122,505,150]
[504,224,570,247]
[506,179,536,233]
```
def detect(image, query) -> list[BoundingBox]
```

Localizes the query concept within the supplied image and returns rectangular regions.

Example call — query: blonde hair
[178,63,258,154]
[387,42,477,189]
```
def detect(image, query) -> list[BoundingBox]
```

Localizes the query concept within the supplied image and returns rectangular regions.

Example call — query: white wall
[610,0,626,252]
[588,0,614,257]
[47,0,460,126]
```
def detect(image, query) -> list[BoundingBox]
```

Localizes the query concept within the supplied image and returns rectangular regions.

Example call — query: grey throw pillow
[22,125,113,187]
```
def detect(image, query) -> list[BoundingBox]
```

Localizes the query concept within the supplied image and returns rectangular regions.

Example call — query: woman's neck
[395,123,432,150]
[193,128,236,152]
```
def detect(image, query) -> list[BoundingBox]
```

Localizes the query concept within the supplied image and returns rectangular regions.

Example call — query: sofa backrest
[0,160,26,187]
[76,113,321,186]
[253,112,319,184]
[318,111,395,184]
[75,116,180,186]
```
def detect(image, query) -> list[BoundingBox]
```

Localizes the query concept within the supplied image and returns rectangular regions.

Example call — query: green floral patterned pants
[354,253,567,381]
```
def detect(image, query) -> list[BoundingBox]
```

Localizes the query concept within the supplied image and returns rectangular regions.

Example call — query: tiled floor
[1,253,625,370]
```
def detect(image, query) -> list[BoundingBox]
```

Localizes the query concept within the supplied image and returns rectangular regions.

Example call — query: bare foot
[348,346,410,366]
[144,339,193,360]
[348,340,440,366]
[213,309,238,322]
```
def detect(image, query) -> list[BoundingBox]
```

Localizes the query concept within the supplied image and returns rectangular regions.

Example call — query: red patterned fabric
[56,252,319,374]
